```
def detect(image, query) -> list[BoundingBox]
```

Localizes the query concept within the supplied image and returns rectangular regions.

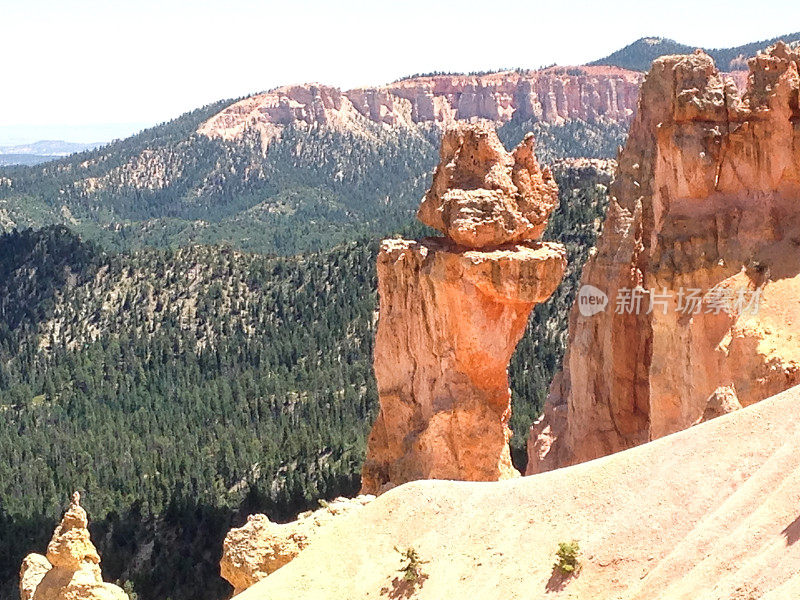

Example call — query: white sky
[2,0,800,144]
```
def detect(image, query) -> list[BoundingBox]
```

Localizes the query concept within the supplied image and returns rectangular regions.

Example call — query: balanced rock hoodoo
[361,123,566,494]
[528,43,800,473]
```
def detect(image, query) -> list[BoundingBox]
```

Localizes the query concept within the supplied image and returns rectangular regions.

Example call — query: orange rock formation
[361,124,566,494]
[528,43,800,474]
[19,492,127,600]
[418,128,559,247]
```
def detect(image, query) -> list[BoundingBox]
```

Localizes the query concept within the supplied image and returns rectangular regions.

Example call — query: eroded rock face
[220,496,374,596]
[19,554,50,600]
[361,124,566,494]
[197,67,642,144]
[528,44,800,474]
[19,492,127,600]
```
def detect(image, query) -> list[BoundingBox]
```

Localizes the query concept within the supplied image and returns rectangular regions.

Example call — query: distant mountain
[590,32,800,71]
[3,32,795,255]
[0,140,101,156]
[0,140,101,166]
[0,154,60,167]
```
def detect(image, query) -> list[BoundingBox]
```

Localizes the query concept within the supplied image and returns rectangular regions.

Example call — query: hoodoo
[19,492,127,600]
[528,43,800,473]
[361,123,566,495]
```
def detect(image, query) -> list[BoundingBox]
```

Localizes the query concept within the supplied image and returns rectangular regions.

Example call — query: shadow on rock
[783,515,800,545]
[380,574,429,599]
[545,566,576,593]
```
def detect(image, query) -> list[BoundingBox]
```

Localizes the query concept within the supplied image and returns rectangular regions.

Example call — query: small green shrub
[395,546,428,583]
[121,580,139,600]
[555,541,581,575]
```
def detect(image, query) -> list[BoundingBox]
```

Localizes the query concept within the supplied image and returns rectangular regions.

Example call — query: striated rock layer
[361,124,566,494]
[197,66,642,144]
[528,43,800,473]
[19,492,126,600]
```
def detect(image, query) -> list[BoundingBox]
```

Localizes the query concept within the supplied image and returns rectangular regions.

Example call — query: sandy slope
[238,386,800,600]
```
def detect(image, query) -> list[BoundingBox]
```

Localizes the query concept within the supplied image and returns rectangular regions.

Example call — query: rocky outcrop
[220,495,374,596]
[198,66,642,144]
[19,492,127,600]
[696,385,742,424]
[361,124,566,494]
[528,43,800,473]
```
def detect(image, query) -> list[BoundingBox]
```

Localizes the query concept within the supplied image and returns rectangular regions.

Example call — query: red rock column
[361,238,565,494]
[361,124,566,494]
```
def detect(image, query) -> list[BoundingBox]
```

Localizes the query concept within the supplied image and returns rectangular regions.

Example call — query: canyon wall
[197,66,642,144]
[528,43,800,473]
[361,124,565,494]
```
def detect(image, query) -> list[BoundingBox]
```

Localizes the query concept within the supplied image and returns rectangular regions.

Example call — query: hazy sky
[3,0,800,144]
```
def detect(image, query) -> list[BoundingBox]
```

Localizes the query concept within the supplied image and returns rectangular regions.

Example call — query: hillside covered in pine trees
[0,98,624,257]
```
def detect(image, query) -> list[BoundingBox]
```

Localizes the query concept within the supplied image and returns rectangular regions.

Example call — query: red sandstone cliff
[528,43,800,473]
[197,66,642,144]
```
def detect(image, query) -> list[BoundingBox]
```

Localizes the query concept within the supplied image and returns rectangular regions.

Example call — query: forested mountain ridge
[0,227,380,600]
[590,32,800,72]
[0,112,439,255]
[0,64,632,256]
[2,34,793,257]
[0,161,611,600]
[0,118,622,256]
